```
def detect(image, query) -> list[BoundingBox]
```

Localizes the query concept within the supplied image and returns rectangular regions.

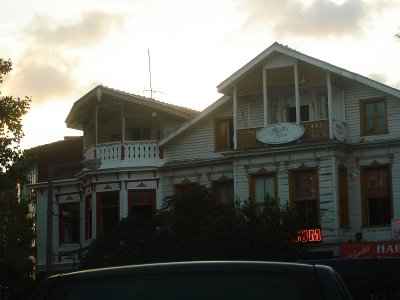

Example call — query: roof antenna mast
[148,48,153,99]
[144,49,165,98]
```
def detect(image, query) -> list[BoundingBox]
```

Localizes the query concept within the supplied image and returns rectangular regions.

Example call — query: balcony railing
[84,141,164,168]
[237,127,263,149]
[299,120,329,142]
[237,120,329,150]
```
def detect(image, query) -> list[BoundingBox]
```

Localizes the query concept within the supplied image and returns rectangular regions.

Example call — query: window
[130,127,151,140]
[174,181,201,197]
[250,173,276,205]
[319,94,328,120]
[96,191,119,233]
[288,105,309,122]
[215,118,233,151]
[213,180,234,204]
[290,169,319,227]
[362,165,391,226]
[338,167,349,228]
[360,98,387,136]
[85,195,92,240]
[59,202,80,245]
[128,190,156,219]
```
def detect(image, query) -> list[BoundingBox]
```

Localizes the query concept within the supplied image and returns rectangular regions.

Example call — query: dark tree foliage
[0,59,34,299]
[0,165,35,300]
[80,187,303,269]
[0,58,31,173]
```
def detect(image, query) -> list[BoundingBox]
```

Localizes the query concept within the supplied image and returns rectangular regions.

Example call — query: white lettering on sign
[346,246,370,259]
[377,243,400,254]
[256,123,305,144]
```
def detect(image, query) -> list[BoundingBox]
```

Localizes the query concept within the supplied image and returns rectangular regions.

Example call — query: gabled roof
[217,42,400,98]
[159,95,231,146]
[66,85,199,130]
[160,42,400,147]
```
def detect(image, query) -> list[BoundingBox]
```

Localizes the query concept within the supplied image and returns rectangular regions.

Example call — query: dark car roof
[33,261,353,300]
[51,261,320,281]
[302,257,400,278]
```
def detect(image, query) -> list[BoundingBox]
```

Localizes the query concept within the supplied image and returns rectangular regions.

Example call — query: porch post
[233,85,238,150]
[294,61,300,124]
[121,102,125,142]
[263,64,269,126]
[327,72,333,139]
[95,105,98,155]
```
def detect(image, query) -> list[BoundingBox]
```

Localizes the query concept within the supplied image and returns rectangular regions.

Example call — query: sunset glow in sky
[1,0,399,149]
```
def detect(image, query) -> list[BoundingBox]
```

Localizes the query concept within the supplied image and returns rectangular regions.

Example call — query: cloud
[368,72,388,85]
[8,58,76,102]
[240,0,368,37]
[25,10,123,48]
[7,10,124,104]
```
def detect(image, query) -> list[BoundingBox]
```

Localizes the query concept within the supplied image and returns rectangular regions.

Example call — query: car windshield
[46,272,324,300]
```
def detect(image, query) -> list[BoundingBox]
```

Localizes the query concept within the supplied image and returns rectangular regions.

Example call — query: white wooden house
[33,42,400,274]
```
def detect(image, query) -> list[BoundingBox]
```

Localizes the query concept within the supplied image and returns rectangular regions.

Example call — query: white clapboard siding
[165,101,233,162]
[36,194,48,266]
[237,95,264,129]
[332,87,344,122]
[161,163,234,198]
[344,80,400,142]
[318,158,337,242]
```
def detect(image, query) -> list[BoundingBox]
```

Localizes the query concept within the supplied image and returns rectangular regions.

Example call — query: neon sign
[295,229,322,243]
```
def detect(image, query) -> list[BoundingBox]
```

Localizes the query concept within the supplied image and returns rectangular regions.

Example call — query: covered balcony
[218,53,345,150]
[65,86,197,170]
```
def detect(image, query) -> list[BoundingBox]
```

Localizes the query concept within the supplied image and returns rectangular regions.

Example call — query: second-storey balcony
[84,141,164,169]
[237,120,329,150]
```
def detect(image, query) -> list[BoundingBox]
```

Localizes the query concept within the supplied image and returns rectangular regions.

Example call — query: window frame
[249,172,277,205]
[214,117,234,152]
[96,191,120,234]
[85,195,92,240]
[128,189,156,218]
[361,164,392,227]
[212,178,234,204]
[174,181,201,197]
[289,168,320,228]
[318,93,328,120]
[360,97,388,136]
[59,201,80,245]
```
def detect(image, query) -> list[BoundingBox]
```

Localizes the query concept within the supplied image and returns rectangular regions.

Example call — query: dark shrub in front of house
[80,188,303,269]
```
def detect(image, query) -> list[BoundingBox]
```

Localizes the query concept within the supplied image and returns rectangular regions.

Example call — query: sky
[1,0,399,150]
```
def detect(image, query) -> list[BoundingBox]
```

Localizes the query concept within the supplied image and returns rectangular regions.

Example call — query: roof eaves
[217,42,400,98]
[99,85,198,118]
[216,42,280,93]
[66,85,199,126]
[159,95,231,146]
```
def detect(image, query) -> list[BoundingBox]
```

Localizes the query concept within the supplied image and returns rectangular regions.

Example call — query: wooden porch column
[327,72,333,139]
[121,102,125,143]
[294,61,300,124]
[95,105,98,156]
[263,65,269,126]
[233,85,238,150]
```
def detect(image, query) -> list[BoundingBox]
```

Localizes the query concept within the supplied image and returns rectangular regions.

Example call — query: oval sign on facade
[256,122,305,144]
[333,119,347,142]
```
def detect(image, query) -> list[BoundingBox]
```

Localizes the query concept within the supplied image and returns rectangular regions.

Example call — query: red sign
[340,241,400,258]
[295,229,322,243]
[392,219,400,240]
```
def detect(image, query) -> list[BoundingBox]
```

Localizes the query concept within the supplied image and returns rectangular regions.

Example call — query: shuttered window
[215,118,233,151]
[360,98,387,136]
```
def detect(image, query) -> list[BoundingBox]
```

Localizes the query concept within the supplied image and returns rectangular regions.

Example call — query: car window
[46,273,324,300]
